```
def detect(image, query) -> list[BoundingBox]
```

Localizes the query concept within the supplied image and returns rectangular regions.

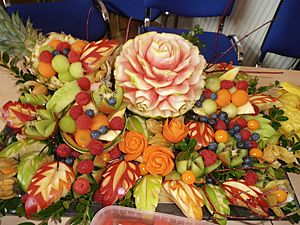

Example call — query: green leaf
[276,116,288,121]
[133,174,162,211]
[2,52,9,64]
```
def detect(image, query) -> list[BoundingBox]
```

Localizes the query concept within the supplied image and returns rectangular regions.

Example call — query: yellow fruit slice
[219,67,240,81]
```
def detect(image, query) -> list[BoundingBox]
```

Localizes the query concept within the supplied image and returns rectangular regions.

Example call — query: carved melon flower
[114,32,206,118]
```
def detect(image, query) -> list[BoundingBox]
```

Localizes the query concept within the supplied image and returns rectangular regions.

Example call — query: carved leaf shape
[133,174,162,211]
[100,160,140,206]
[249,94,282,110]
[222,180,269,217]
[163,180,204,220]
[187,122,215,150]
[25,162,75,217]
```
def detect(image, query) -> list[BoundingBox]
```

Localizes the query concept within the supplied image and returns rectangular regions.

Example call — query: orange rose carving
[143,145,174,176]
[119,131,148,161]
[163,118,189,143]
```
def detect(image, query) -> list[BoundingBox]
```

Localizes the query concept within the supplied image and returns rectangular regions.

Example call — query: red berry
[71,150,80,158]
[77,159,94,174]
[69,105,84,120]
[73,177,90,195]
[93,188,103,203]
[56,42,71,52]
[199,150,217,166]
[109,116,125,130]
[235,118,248,128]
[39,50,53,63]
[214,119,227,131]
[109,145,122,160]
[67,50,80,63]
[77,77,91,91]
[204,89,213,99]
[228,120,236,129]
[75,92,91,106]
[220,80,234,89]
[236,80,249,90]
[76,114,92,130]
[240,129,251,140]
[244,171,258,186]
[56,143,72,158]
[21,193,29,204]
[250,140,258,148]
[88,139,104,155]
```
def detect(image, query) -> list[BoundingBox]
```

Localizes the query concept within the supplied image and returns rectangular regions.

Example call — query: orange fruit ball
[99,152,111,163]
[138,163,149,176]
[247,119,260,130]
[215,89,231,107]
[231,90,249,106]
[215,130,229,143]
[49,39,62,49]
[38,62,56,78]
[90,114,109,130]
[249,148,263,158]
[273,189,288,203]
[181,170,196,185]
[74,129,92,148]
[71,40,88,55]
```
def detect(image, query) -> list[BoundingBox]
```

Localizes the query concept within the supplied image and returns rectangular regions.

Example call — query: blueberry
[224,118,230,125]
[234,132,242,141]
[199,115,209,123]
[99,125,109,134]
[107,97,116,106]
[52,50,60,56]
[237,141,245,149]
[91,130,100,139]
[85,109,95,118]
[206,176,214,184]
[211,113,218,119]
[210,92,217,100]
[244,140,251,149]
[208,142,218,151]
[62,48,70,56]
[228,128,235,136]
[195,100,202,107]
[251,133,260,141]
[233,124,241,132]
[243,156,252,167]
[208,118,217,126]
[218,111,228,121]
[199,94,205,102]
[65,156,75,166]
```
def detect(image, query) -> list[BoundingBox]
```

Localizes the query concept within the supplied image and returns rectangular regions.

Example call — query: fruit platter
[0,8,300,225]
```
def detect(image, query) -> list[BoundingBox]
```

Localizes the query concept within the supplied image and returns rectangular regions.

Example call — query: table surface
[0,66,299,225]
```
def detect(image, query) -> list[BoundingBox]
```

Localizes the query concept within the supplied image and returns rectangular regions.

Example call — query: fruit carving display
[0,8,300,225]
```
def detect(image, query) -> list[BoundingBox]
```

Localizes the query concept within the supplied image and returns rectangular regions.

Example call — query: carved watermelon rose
[114,32,206,118]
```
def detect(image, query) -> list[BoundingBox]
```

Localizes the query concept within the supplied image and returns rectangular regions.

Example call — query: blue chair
[141,0,243,65]
[5,0,109,41]
[102,0,161,21]
[258,0,300,65]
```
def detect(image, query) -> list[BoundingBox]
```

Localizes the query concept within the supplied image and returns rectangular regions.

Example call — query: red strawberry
[203,89,213,99]
[235,118,247,128]
[76,114,92,130]
[56,42,71,52]
[228,120,236,129]
[77,77,91,91]
[39,50,52,63]
[240,129,251,140]
[236,81,249,90]
[244,171,258,186]
[199,150,217,166]
[77,159,94,174]
[69,105,84,120]
[214,119,227,131]
[56,143,72,158]
[75,92,91,106]
[221,80,234,89]
[73,177,90,195]
[67,50,80,63]
[109,116,125,130]
[109,145,122,160]
[88,139,104,155]
[71,150,80,158]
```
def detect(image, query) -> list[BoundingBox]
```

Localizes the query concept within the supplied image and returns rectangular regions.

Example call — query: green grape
[202,99,217,115]
[205,78,221,92]
[69,62,84,78]
[59,116,76,133]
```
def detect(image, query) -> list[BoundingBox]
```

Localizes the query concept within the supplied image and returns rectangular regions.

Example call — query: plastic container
[91,205,212,225]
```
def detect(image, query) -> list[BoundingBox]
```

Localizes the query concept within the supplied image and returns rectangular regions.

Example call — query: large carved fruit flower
[114,32,206,118]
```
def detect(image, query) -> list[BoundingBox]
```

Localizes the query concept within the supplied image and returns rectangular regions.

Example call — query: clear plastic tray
[91,205,212,225]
